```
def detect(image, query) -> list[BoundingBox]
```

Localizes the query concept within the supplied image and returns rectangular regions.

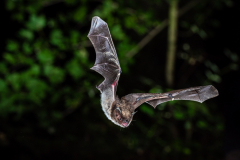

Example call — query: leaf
[19,29,34,40]
[124,16,137,29]
[205,70,221,83]
[183,148,191,155]
[48,19,56,28]
[44,65,65,84]
[73,6,87,21]
[6,73,21,91]
[205,61,220,73]
[173,110,184,120]
[0,79,7,91]
[76,49,88,64]
[111,25,125,40]
[197,120,208,129]
[6,40,19,51]
[26,14,46,30]
[149,86,163,93]
[22,42,32,54]
[50,29,64,48]
[140,104,154,117]
[52,111,62,120]
[0,63,8,74]
[6,1,15,10]
[25,78,48,103]
[66,59,84,80]
[70,30,80,44]
[37,49,54,64]
[22,65,40,79]
[4,53,16,64]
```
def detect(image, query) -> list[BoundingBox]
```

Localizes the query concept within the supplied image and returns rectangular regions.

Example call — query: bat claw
[168,93,174,101]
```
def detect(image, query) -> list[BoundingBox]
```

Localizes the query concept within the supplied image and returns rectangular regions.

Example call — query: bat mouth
[121,119,130,127]
[121,122,128,127]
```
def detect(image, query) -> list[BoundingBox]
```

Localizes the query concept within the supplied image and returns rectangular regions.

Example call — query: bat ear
[114,108,122,120]
[116,107,121,113]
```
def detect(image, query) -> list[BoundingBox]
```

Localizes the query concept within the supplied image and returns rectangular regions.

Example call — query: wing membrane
[88,16,121,96]
[123,85,219,109]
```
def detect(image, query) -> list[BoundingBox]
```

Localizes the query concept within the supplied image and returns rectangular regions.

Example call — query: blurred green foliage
[0,0,237,159]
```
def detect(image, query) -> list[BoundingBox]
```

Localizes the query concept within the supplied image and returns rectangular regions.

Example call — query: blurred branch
[126,20,168,58]
[178,0,201,16]
[166,0,178,87]
[166,0,179,143]
[126,0,200,58]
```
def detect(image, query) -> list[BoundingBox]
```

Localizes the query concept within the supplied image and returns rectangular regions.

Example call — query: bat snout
[121,119,129,127]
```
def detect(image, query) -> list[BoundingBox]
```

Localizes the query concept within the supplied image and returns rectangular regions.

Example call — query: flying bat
[87,16,219,128]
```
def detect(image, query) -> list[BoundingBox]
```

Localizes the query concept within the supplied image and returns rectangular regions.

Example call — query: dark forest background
[1,0,240,159]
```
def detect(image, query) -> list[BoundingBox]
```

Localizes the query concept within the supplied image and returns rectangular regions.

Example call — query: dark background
[0,0,239,159]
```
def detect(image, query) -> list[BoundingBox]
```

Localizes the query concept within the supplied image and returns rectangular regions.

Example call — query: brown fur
[110,97,134,127]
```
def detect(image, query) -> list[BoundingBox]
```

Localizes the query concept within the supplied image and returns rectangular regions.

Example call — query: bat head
[111,101,135,128]
[114,107,132,127]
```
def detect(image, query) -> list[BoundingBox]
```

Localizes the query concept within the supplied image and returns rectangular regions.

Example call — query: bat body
[88,16,219,128]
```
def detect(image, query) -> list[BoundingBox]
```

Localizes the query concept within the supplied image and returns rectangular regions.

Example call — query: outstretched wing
[88,16,122,98]
[122,85,219,110]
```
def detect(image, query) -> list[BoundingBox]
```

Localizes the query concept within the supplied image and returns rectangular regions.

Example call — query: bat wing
[88,16,122,98]
[122,85,219,110]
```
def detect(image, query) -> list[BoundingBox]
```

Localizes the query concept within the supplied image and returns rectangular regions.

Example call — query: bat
[87,16,219,128]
